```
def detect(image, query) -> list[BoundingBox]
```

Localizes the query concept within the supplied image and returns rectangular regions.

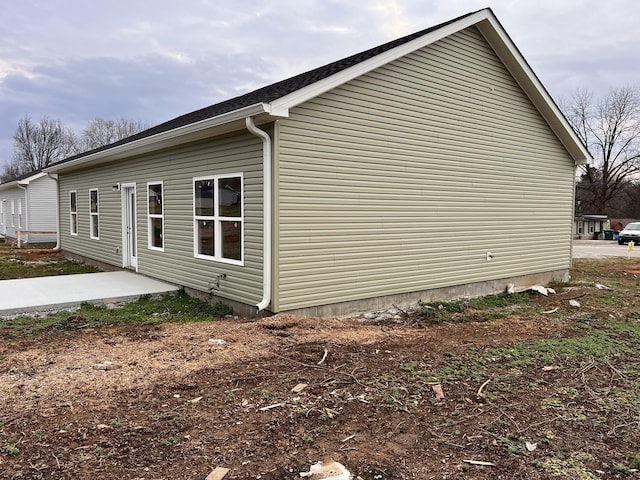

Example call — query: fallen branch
[477,379,492,398]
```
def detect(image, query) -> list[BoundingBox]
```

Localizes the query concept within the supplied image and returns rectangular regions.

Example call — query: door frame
[120,183,138,271]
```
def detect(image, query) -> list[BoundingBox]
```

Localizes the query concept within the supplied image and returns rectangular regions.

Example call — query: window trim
[147,181,164,251]
[69,190,78,236]
[89,188,99,240]
[17,200,22,229]
[193,173,244,266]
[10,200,15,227]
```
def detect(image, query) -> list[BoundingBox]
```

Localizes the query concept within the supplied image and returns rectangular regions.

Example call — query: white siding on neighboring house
[26,176,58,243]
[0,188,26,240]
[273,26,575,311]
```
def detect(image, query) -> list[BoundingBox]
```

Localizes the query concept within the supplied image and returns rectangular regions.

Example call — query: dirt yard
[1,257,640,479]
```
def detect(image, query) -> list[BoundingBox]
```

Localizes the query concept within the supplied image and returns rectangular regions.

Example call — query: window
[0,201,3,226]
[90,189,99,239]
[70,191,78,235]
[17,200,22,229]
[10,200,15,227]
[147,182,164,250]
[193,174,243,264]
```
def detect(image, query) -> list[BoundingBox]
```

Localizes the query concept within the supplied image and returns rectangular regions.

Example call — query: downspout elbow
[246,117,272,312]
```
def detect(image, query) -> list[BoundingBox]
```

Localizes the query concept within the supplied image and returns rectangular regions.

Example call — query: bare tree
[564,87,640,214]
[79,117,149,151]
[2,114,78,181]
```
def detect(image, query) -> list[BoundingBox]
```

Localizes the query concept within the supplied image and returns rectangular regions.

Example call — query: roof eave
[269,10,491,117]
[45,103,276,174]
[0,171,47,190]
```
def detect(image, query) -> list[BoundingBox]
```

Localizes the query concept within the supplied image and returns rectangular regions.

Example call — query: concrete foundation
[61,250,569,319]
[281,269,570,318]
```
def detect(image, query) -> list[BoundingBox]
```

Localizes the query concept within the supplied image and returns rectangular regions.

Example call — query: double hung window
[90,189,99,239]
[70,191,78,235]
[147,182,164,250]
[193,175,243,264]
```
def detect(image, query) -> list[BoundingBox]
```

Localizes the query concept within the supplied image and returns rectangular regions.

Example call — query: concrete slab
[0,271,180,316]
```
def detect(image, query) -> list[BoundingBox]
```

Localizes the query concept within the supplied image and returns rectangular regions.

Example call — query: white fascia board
[0,181,18,191]
[0,172,47,190]
[475,14,593,165]
[18,172,48,185]
[268,10,491,116]
[45,103,271,174]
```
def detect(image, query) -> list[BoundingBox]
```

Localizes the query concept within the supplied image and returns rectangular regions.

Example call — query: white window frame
[193,173,244,265]
[0,200,3,226]
[147,181,164,251]
[17,200,22,229]
[89,188,99,240]
[11,200,15,227]
[69,191,78,236]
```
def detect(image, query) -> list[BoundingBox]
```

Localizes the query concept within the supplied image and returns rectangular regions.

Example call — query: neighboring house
[573,214,609,239]
[45,8,591,316]
[0,171,58,244]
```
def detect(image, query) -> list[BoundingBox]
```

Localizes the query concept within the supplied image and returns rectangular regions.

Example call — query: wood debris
[258,403,284,411]
[205,467,230,480]
[463,459,496,466]
[291,383,308,393]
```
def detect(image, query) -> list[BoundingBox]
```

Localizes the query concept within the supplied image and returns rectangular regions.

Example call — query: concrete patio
[0,271,180,316]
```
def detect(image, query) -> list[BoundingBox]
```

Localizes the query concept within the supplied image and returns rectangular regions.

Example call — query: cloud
[1,0,639,167]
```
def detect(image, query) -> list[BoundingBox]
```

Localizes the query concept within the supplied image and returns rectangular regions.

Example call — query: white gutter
[245,117,272,312]
[45,103,271,174]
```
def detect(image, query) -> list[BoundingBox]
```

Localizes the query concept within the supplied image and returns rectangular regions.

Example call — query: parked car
[618,222,640,245]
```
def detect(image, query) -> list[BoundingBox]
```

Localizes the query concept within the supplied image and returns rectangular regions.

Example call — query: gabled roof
[0,169,48,190]
[45,8,592,174]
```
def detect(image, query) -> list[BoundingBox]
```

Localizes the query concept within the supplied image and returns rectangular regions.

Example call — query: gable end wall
[274,26,575,312]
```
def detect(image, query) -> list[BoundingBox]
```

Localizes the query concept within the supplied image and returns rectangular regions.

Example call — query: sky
[1,0,639,169]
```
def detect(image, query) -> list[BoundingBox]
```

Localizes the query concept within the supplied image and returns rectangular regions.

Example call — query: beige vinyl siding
[274,25,575,311]
[59,132,264,306]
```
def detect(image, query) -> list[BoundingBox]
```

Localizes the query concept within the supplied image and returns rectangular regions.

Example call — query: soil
[1,260,639,479]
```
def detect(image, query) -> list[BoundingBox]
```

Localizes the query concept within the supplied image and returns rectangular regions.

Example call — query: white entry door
[122,185,138,270]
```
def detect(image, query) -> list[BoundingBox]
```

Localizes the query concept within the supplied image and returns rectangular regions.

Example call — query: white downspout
[246,117,272,312]
[46,173,61,250]
[17,183,28,244]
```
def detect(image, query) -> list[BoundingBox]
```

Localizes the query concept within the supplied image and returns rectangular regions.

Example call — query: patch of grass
[160,436,180,447]
[538,452,598,479]
[1,442,19,456]
[0,243,100,280]
[416,293,529,324]
[1,291,232,341]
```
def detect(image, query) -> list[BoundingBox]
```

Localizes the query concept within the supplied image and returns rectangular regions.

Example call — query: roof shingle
[53,9,482,166]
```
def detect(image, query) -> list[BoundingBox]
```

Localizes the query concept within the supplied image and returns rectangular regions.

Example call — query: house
[44,8,591,317]
[573,214,609,239]
[0,170,58,245]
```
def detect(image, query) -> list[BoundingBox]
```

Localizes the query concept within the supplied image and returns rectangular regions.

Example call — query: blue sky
[1,0,639,169]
